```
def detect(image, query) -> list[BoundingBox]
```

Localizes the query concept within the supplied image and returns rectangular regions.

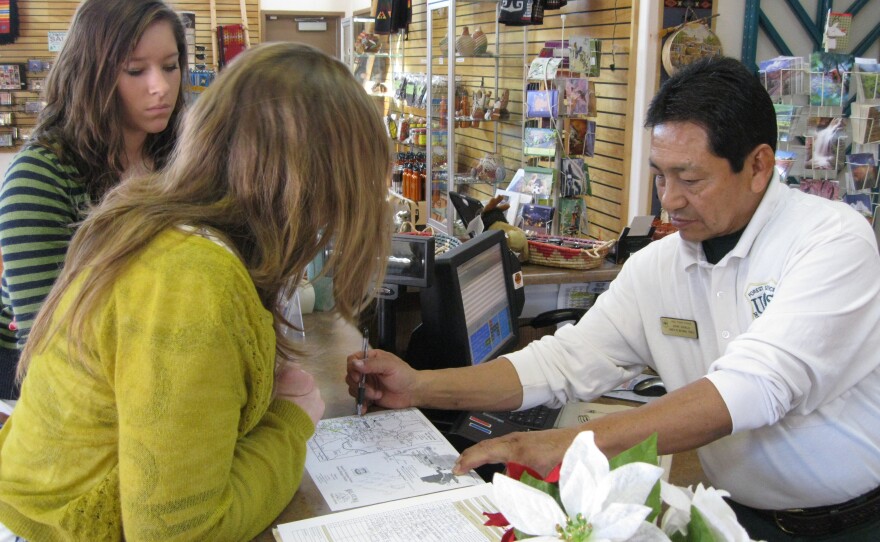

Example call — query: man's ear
[749,144,775,194]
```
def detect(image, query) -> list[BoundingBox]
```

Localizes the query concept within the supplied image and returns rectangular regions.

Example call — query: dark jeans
[727,498,880,542]
[0,346,20,400]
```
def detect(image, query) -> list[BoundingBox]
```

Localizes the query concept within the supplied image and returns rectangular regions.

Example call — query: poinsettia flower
[660,481,754,542]
[492,431,667,541]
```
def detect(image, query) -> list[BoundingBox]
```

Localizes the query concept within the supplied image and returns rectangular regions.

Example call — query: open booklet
[275,484,503,542]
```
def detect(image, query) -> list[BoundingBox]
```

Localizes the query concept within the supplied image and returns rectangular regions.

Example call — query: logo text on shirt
[745,282,776,319]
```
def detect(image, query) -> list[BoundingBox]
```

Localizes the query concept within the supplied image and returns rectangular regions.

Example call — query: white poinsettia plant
[485,431,757,542]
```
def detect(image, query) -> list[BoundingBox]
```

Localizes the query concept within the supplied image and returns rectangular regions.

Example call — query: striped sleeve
[0,146,87,348]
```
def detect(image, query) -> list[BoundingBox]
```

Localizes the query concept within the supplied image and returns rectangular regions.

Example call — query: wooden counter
[520,260,621,285]
[254,311,706,541]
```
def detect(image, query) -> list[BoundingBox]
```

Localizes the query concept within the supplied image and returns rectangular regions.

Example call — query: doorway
[264,13,341,58]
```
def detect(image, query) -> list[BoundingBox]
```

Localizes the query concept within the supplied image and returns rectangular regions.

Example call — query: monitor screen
[385,234,434,288]
[457,242,514,364]
[406,230,519,370]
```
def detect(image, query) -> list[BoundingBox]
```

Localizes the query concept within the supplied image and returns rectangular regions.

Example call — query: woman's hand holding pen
[345,349,419,412]
[275,362,325,425]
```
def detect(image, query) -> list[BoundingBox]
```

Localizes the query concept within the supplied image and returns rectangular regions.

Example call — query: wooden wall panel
[389,0,632,240]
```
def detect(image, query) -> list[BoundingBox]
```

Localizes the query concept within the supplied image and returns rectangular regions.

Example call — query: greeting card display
[526,89,558,118]
[520,203,555,235]
[809,52,854,106]
[567,119,596,157]
[847,153,878,191]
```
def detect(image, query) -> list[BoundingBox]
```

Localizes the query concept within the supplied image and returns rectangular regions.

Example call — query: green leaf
[685,507,717,542]
[609,433,662,519]
[670,532,688,542]
[519,471,563,509]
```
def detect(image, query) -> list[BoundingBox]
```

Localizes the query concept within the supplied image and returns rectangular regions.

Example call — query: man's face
[650,122,766,243]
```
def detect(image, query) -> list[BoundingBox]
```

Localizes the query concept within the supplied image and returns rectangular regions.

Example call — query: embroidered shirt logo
[746,282,776,319]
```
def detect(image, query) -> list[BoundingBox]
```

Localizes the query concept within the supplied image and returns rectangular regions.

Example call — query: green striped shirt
[0,145,89,350]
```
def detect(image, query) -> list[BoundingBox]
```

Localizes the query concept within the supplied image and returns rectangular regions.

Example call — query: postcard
[560,157,589,197]
[522,166,555,203]
[773,104,798,142]
[523,127,558,157]
[759,56,801,98]
[805,116,848,170]
[494,189,532,226]
[557,197,586,237]
[526,89,558,118]
[799,178,840,200]
[520,203,555,235]
[560,78,595,117]
[567,119,596,157]
[809,52,854,106]
[856,62,879,103]
[569,37,601,77]
[847,153,878,191]
[774,150,797,180]
[843,193,873,219]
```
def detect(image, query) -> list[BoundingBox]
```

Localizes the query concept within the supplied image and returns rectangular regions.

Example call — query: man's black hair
[645,56,777,173]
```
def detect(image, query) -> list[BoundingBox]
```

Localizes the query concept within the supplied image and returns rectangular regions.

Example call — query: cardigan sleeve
[106,233,315,541]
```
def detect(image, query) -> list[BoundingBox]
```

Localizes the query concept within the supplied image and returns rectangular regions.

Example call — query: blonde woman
[0,43,391,541]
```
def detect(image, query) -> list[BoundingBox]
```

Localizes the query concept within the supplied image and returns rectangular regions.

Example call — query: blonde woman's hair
[20,42,391,377]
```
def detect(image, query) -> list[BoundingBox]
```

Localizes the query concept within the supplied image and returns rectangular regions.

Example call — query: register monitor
[405,229,519,371]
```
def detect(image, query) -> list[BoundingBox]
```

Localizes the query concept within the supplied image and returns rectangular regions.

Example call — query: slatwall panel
[392,0,631,240]
[0,0,259,153]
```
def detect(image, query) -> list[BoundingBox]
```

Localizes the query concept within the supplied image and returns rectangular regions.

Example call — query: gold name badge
[660,317,699,339]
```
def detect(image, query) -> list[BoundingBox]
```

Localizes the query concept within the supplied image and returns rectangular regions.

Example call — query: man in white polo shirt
[347,57,880,540]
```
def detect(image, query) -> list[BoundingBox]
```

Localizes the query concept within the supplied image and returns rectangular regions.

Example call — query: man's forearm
[414,357,523,411]
[585,377,733,458]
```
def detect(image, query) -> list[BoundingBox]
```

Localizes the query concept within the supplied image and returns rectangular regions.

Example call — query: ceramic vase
[455,27,475,57]
[472,27,489,56]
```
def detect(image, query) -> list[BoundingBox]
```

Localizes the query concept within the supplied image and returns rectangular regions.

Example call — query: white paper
[276,484,503,542]
[556,281,611,311]
[305,408,484,511]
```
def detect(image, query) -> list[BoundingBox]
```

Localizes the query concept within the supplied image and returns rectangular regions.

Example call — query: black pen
[356,328,369,416]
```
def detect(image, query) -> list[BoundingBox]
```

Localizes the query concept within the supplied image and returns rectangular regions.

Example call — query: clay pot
[472,27,489,56]
[455,27,475,57]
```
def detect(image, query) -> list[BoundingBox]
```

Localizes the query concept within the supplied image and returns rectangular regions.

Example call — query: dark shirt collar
[702,228,745,265]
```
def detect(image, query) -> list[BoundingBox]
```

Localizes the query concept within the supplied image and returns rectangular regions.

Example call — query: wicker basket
[526,235,615,270]
[397,223,463,255]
